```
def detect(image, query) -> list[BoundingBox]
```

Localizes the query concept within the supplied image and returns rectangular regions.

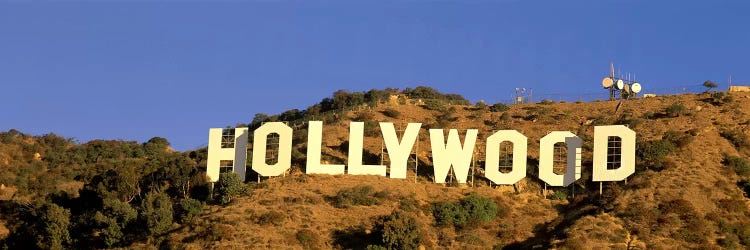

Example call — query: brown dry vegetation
[155,91,750,249]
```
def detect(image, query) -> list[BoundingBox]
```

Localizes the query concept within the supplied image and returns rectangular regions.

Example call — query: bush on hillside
[296,229,320,249]
[140,191,173,236]
[475,101,487,110]
[402,86,469,104]
[720,129,749,149]
[432,202,468,227]
[665,103,688,117]
[724,156,750,177]
[422,99,448,111]
[381,108,401,118]
[539,99,555,105]
[662,130,694,148]
[500,112,510,121]
[432,193,499,228]
[637,139,676,171]
[546,189,568,200]
[460,193,499,223]
[37,204,71,250]
[175,198,204,224]
[489,103,510,112]
[707,91,733,106]
[215,173,246,205]
[257,211,286,226]
[330,185,380,208]
[376,211,422,250]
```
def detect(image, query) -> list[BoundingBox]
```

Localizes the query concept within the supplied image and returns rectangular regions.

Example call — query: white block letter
[485,130,527,185]
[206,128,249,182]
[430,129,478,183]
[348,122,387,175]
[306,121,345,175]
[593,125,636,181]
[538,131,582,187]
[380,122,421,179]
[252,122,292,176]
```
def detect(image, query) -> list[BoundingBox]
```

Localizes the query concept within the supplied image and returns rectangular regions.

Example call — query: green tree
[333,89,351,110]
[215,172,245,204]
[140,191,173,236]
[378,211,422,250]
[37,204,71,250]
[703,80,718,91]
[459,193,499,224]
[93,198,137,248]
[175,198,204,224]
[637,139,676,171]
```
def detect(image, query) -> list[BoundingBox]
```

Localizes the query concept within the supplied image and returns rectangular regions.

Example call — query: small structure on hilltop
[513,88,532,104]
[728,85,750,92]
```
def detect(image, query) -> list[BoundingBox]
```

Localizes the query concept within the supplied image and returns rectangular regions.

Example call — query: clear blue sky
[1,1,749,150]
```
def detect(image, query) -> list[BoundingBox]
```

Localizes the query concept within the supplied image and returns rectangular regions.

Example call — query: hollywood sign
[207,122,635,187]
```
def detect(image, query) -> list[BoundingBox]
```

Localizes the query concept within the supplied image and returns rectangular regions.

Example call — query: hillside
[169,91,750,249]
[1,88,749,249]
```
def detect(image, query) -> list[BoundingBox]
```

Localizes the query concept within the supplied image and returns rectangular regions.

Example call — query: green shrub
[475,102,487,110]
[615,110,642,128]
[377,211,422,250]
[175,198,204,224]
[539,99,555,105]
[709,92,733,105]
[331,185,379,208]
[258,210,286,226]
[665,103,688,117]
[140,191,173,236]
[432,202,468,227]
[398,96,407,105]
[355,112,375,121]
[37,204,71,250]
[489,103,510,112]
[215,172,246,205]
[459,193,499,224]
[381,109,401,118]
[720,129,748,149]
[500,112,510,121]
[637,139,676,171]
[642,111,656,119]
[662,130,694,148]
[399,197,420,212]
[296,229,319,249]
[432,193,498,228]
[422,99,447,111]
[724,156,750,177]
[457,233,484,245]
[546,189,568,200]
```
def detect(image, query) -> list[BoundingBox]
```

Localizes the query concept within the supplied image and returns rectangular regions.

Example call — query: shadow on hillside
[502,194,600,249]
[332,225,381,249]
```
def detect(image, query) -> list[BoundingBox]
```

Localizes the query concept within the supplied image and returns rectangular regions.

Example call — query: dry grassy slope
[171,92,750,249]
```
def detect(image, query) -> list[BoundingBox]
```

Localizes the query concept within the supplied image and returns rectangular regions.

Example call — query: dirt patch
[0,221,8,240]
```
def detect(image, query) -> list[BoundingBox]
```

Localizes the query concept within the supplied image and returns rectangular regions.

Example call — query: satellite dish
[615,79,624,90]
[624,83,631,93]
[602,77,614,88]
[631,83,642,93]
